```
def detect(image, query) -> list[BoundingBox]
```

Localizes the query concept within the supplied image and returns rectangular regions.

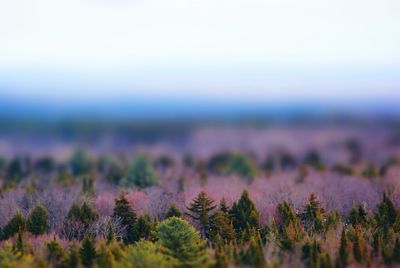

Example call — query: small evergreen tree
[375,193,397,235]
[46,236,66,267]
[230,190,260,236]
[120,155,159,188]
[165,204,182,219]
[348,204,368,227]
[27,204,48,235]
[240,233,265,268]
[135,214,153,241]
[208,211,236,244]
[301,193,325,233]
[156,217,209,268]
[80,236,97,267]
[186,191,217,238]
[219,198,229,214]
[112,194,137,244]
[1,212,26,240]
[276,201,305,250]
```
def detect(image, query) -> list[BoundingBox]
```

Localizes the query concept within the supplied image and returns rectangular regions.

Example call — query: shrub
[27,204,48,235]
[1,212,26,240]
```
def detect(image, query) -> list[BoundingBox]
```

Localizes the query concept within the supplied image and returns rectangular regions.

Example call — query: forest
[0,121,400,267]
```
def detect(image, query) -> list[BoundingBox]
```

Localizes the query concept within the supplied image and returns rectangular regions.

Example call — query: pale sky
[0,0,400,102]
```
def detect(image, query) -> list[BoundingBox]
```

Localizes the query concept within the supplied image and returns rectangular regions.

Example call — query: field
[0,119,400,267]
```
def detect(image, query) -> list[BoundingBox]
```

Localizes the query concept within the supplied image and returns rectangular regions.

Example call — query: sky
[0,0,400,105]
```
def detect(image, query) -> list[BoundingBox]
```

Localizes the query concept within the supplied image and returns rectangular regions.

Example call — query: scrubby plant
[165,204,182,219]
[80,235,97,267]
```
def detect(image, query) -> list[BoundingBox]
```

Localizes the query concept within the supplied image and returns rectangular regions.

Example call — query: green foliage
[347,204,368,227]
[98,155,124,185]
[240,233,265,268]
[276,201,305,250]
[375,193,397,235]
[80,236,97,267]
[67,201,99,225]
[27,204,48,235]
[120,240,177,268]
[301,239,321,268]
[155,217,209,268]
[81,175,95,196]
[135,214,153,241]
[69,148,92,176]
[224,154,257,182]
[64,243,80,268]
[0,242,34,268]
[165,204,182,219]
[230,190,260,236]
[352,225,366,263]
[46,236,66,267]
[213,246,230,268]
[112,194,137,244]
[301,193,325,234]
[336,229,349,268]
[1,212,26,240]
[186,191,217,237]
[208,211,236,244]
[121,155,159,188]
[96,241,115,268]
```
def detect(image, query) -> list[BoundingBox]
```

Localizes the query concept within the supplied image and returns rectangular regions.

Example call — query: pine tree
[348,204,368,227]
[135,214,152,240]
[302,239,321,268]
[230,190,260,236]
[352,225,365,263]
[186,191,217,238]
[112,194,137,244]
[301,193,325,233]
[219,198,229,214]
[375,193,397,235]
[27,204,48,235]
[1,212,26,240]
[64,243,80,268]
[80,236,97,267]
[156,217,209,268]
[336,229,348,268]
[213,246,229,268]
[276,201,305,250]
[46,236,66,267]
[224,154,257,183]
[208,211,236,244]
[165,204,182,219]
[240,233,265,268]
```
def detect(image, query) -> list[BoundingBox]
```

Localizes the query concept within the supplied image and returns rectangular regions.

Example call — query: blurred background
[0,0,400,156]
